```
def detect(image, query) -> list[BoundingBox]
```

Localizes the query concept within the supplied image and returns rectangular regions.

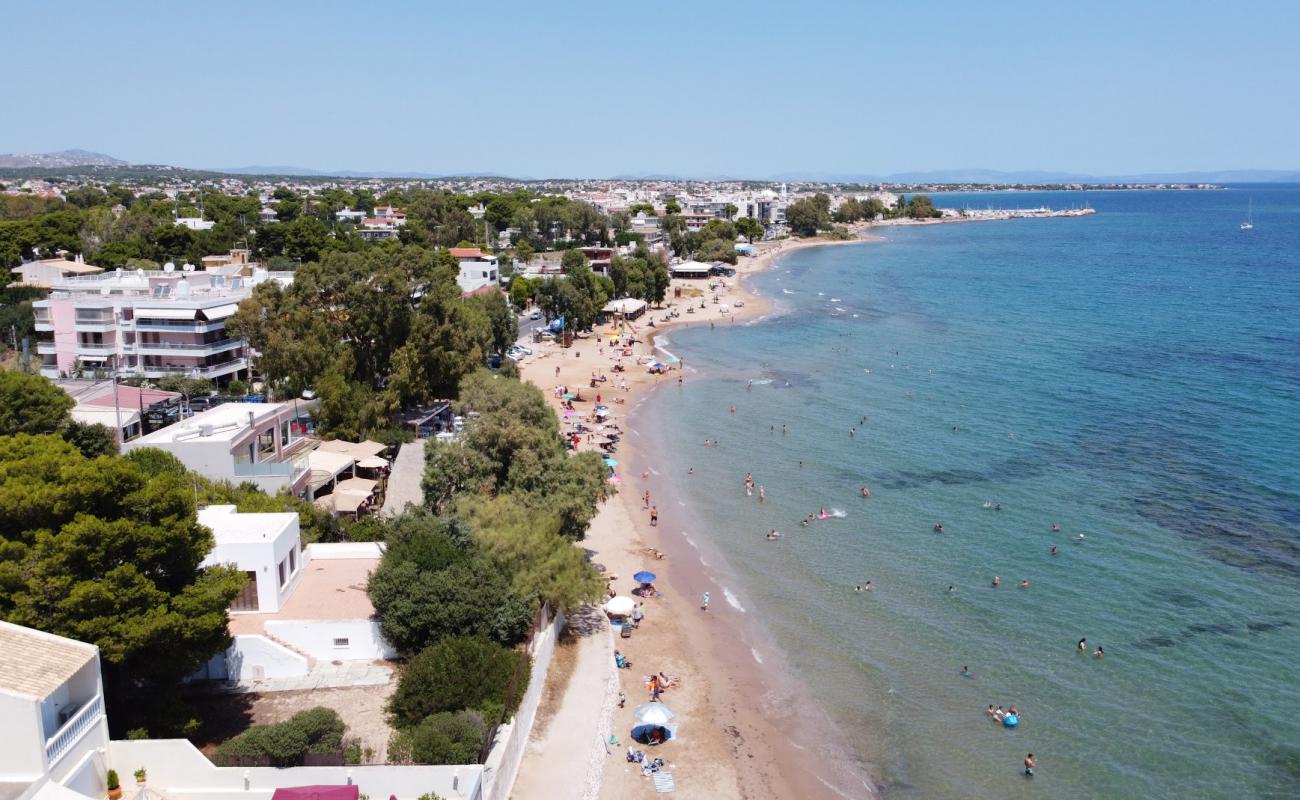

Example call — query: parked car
[487,354,502,369]
[529,310,543,320]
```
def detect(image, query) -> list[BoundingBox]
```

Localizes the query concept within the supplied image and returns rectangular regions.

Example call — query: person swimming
[1051,522,1061,532]
[992,576,1001,587]
[934,522,944,532]
[1020,579,1029,589]
[766,529,781,540]
[1094,646,1104,658]
[1073,534,1087,541]
[819,507,829,519]
[961,665,973,678]
[1050,545,1058,555]
[861,485,870,497]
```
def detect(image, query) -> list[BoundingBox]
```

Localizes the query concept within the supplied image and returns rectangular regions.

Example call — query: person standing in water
[758,485,765,503]
[1024,753,1035,777]
[1078,637,1087,652]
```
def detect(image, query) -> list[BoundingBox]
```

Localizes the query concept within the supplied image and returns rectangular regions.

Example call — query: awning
[271,786,358,800]
[308,449,356,488]
[357,456,388,469]
[317,439,387,459]
[135,307,197,320]
[335,477,377,495]
[202,303,241,320]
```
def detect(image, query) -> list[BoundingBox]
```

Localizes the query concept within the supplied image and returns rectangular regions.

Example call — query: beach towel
[653,772,675,793]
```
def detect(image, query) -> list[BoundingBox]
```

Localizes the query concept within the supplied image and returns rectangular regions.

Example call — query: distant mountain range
[0,149,127,169]
[3,150,1299,184]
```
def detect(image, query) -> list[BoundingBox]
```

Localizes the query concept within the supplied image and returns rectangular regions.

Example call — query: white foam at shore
[723,587,746,612]
[648,466,660,475]
[751,648,764,664]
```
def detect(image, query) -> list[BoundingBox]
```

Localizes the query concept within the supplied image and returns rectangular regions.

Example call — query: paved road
[382,439,426,517]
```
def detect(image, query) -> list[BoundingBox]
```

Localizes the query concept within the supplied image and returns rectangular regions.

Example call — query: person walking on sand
[650,506,658,526]
[643,490,651,509]
[632,603,644,628]
[701,592,710,611]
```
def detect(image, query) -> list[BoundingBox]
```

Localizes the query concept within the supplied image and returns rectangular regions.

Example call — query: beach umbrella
[634,702,676,725]
[563,393,576,399]
[665,355,679,363]
[604,595,636,616]
[633,571,656,584]
[603,458,618,466]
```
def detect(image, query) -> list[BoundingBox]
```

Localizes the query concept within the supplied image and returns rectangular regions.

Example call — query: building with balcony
[30,265,292,383]
[0,621,110,800]
[122,402,315,497]
[0,621,482,800]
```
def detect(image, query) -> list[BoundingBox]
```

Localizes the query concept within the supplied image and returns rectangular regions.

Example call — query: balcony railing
[45,693,104,767]
[133,338,243,355]
[233,451,310,480]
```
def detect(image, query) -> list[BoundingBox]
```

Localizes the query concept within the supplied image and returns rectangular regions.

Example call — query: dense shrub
[388,636,529,728]
[388,710,486,765]
[213,707,346,766]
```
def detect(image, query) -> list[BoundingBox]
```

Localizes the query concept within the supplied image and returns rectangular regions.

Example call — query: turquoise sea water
[635,187,1300,799]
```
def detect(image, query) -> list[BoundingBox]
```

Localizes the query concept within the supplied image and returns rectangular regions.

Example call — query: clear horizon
[3,1,1298,177]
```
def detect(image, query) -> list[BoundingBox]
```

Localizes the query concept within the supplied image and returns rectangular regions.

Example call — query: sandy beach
[515,234,880,800]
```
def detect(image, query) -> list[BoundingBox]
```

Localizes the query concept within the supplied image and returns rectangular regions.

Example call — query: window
[281,419,292,446]
[332,637,350,648]
[277,559,286,588]
[257,427,276,458]
[288,546,297,574]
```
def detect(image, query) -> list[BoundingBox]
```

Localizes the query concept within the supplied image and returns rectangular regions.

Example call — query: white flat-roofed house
[449,247,499,295]
[30,266,291,382]
[122,402,314,497]
[199,505,305,615]
[0,622,110,800]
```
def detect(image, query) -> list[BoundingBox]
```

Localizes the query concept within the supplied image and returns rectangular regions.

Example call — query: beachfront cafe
[306,439,390,517]
[601,297,648,320]
[669,260,713,279]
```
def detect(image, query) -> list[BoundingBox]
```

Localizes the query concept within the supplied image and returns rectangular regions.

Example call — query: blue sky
[3,1,1298,177]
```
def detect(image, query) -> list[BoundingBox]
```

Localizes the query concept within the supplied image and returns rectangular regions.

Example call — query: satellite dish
[163,262,175,272]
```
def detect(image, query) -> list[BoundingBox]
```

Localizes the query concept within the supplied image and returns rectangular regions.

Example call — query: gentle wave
[723,587,746,612]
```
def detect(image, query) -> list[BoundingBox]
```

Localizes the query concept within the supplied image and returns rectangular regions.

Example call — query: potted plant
[106,770,122,800]
[133,769,146,785]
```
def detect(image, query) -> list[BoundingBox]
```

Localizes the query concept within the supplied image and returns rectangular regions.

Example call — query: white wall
[107,739,482,800]
[264,620,394,661]
[306,541,383,559]
[0,693,46,777]
[225,635,310,680]
[480,608,563,800]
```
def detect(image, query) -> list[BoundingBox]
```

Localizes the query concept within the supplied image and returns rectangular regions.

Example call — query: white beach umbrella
[604,595,636,616]
[634,702,676,725]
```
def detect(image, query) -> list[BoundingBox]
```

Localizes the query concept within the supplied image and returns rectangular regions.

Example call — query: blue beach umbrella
[633,571,657,584]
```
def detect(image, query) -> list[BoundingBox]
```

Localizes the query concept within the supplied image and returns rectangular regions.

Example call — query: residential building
[578,246,614,276]
[358,217,402,240]
[0,621,110,800]
[335,207,366,223]
[258,206,279,223]
[0,621,481,800]
[449,247,500,295]
[9,254,102,289]
[31,265,291,382]
[175,217,215,231]
[122,402,315,496]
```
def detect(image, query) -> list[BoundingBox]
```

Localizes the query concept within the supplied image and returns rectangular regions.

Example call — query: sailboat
[1240,199,1253,230]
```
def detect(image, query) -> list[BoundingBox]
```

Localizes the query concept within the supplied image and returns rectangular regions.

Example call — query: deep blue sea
[636,187,1300,799]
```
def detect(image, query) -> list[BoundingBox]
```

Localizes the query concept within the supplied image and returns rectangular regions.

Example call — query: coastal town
[0,141,1120,800]
[6,2,1296,798]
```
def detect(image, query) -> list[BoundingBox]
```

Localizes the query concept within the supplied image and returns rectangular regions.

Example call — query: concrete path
[511,609,617,800]
[208,661,392,694]
[382,439,427,516]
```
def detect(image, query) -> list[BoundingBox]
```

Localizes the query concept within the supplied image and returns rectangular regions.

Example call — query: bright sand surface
[514,235,879,800]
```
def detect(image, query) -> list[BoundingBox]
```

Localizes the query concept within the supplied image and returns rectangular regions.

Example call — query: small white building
[449,247,500,295]
[199,505,304,614]
[175,217,216,231]
[0,622,110,800]
[9,254,102,289]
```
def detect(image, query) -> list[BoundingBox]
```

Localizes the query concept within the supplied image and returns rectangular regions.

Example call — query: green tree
[560,248,589,274]
[388,710,486,765]
[387,636,529,727]
[422,439,496,514]
[0,370,74,435]
[0,435,245,735]
[735,217,764,242]
[723,203,738,220]
[284,216,329,262]
[784,194,832,236]
[664,199,681,215]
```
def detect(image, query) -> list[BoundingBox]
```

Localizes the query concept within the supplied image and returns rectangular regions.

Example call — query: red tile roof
[449,247,484,259]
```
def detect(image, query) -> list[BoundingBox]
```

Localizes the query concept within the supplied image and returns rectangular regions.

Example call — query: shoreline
[518,232,881,799]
